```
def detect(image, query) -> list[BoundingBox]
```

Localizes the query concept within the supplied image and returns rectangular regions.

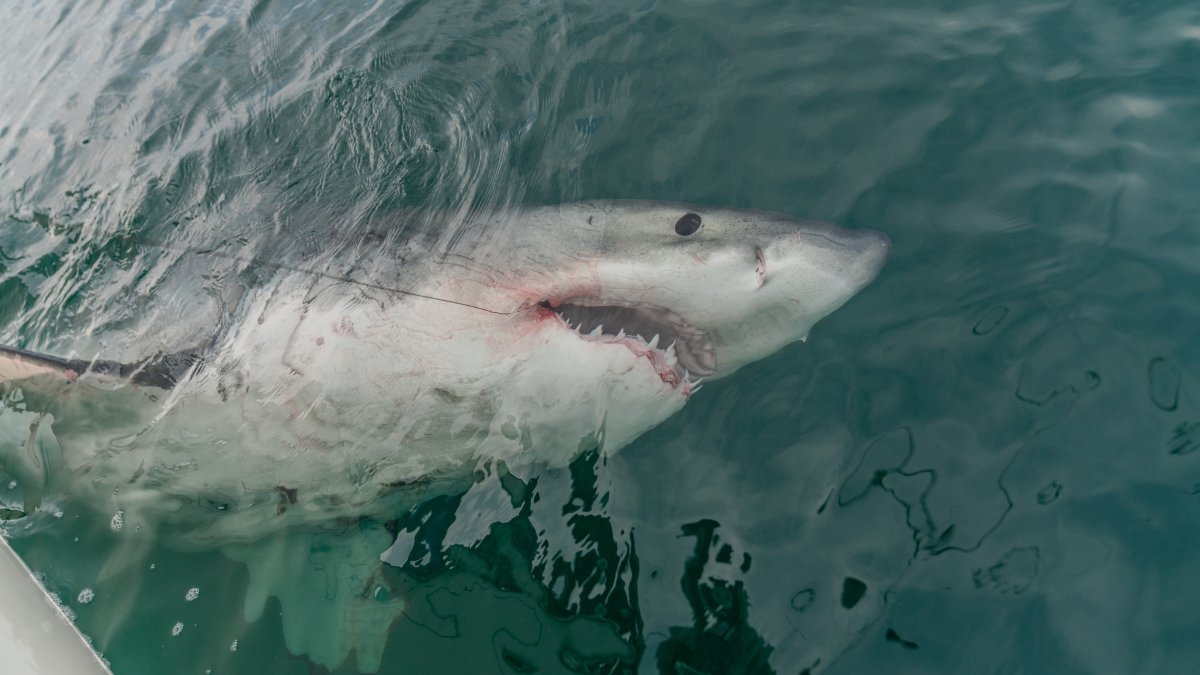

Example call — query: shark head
[432,201,890,460]
[469,200,888,384]
[546,201,887,378]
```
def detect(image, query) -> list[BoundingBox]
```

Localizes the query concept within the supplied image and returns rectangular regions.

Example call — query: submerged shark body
[0,201,888,544]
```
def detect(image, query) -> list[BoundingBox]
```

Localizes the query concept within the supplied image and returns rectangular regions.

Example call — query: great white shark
[0,201,888,545]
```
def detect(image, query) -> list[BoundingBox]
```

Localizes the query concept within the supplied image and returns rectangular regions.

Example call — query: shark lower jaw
[537,296,718,391]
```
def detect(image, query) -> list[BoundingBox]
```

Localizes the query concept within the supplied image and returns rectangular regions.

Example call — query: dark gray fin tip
[0,344,201,390]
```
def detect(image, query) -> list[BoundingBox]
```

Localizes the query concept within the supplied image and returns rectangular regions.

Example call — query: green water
[3,0,1200,673]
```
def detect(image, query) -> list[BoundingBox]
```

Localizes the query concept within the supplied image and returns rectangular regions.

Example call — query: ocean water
[2,0,1200,673]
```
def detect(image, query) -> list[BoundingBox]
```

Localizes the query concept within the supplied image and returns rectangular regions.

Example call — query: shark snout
[831,225,890,256]
[833,226,890,285]
[802,221,890,258]
[765,222,890,289]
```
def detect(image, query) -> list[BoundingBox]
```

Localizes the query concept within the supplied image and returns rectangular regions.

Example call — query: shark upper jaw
[536,296,717,392]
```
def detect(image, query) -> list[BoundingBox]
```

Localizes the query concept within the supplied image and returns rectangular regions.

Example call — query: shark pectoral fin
[0,345,195,424]
[0,346,180,511]
[0,346,82,413]
[223,522,405,673]
[0,344,199,389]
[0,345,79,384]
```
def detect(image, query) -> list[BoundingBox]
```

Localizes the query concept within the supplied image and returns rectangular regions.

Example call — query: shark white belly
[0,201,888,544]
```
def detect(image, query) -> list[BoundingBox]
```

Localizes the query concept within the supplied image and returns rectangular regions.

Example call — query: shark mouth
[543,298,718,388]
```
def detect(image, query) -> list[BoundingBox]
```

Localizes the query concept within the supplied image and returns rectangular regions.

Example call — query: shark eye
[675,213,702,236]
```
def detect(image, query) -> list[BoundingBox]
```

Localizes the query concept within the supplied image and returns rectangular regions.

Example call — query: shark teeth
[547,297,718,388]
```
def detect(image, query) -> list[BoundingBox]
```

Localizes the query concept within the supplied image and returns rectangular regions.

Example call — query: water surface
[3,0,1200,672]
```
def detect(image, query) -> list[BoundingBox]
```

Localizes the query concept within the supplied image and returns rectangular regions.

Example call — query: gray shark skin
[0,201,888,544]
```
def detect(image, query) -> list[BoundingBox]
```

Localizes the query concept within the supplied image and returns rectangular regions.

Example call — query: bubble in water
[110,511,124,531]
[78,588,95,604]
[171,622,184,636]
[6,481,15,489]
[185,587,199,601]
[53,510,63,519]
[230,639,238,652]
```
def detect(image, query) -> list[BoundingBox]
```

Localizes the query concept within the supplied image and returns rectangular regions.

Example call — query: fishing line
[152,240,517,316]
